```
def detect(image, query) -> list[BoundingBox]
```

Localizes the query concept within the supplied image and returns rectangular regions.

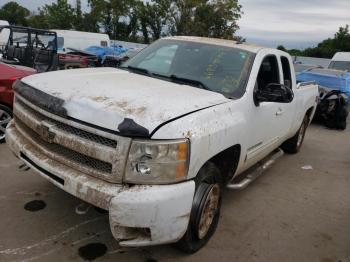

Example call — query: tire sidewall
[177,162,222,253]
[296,116,308,151]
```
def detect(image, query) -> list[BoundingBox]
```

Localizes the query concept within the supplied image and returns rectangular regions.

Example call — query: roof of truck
[164,36,265,53]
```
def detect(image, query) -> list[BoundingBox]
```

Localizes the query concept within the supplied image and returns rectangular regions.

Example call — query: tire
[281,115,309,154]
[176,162,222,253]
[0,104,13,143]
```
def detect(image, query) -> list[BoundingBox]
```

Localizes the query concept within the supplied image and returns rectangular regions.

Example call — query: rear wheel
[176,162,222,253]
[0,105,13,143]
[281,115,309,154]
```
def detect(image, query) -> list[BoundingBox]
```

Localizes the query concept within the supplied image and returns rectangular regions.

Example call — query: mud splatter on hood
[21,68,230,135]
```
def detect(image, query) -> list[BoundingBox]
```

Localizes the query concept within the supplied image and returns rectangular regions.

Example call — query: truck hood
[20,68,229,136]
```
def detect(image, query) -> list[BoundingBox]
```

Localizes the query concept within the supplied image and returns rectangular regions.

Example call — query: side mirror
[254,83,294,106]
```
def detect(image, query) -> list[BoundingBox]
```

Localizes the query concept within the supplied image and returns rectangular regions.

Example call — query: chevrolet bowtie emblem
[39,122,56,143]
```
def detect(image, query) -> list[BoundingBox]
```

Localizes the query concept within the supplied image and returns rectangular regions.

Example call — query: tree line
[0,0,243,44]
[277,25,350,59]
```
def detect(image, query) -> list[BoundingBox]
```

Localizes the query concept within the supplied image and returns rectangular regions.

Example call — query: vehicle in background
[0,62,35,142]
[315,87,348,130]
[6,37,318,253]
[0,26,58,72]
[293,56,331,68]
[294,62,322,74]
[297,68,350,129]
[54,30,110,53]
[58,53,89,70]
[328,52,350,71]
[85,45,127,66]
[0,20,9,50]
[103,48,144,67]
[63,48,99,67]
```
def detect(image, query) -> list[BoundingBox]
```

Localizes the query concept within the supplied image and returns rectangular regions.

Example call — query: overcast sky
[0,0,349,49]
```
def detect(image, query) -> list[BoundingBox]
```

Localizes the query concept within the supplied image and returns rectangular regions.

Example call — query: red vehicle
[58,53,89,69]
[0,62,35,142]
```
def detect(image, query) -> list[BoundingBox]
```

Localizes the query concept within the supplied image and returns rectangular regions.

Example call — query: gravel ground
[0,123,349,262]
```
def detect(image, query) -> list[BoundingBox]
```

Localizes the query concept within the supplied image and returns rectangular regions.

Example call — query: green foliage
[287,49,302,57]
[277,45,287,51]
[0,0,242,43]
[74,0,84,31]
[27,10,49,29]
[87,0,242,43]
[0,1,30,26]
[280,25,350,58]
[170,0,242,40]
[137,0,172,43]
[41,0,75,29]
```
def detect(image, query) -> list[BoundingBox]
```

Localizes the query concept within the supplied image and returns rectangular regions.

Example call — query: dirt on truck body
[6,36,318,253]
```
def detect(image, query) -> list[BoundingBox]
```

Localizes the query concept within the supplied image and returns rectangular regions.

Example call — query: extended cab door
[244,51,293,168]
[275,54,296,139]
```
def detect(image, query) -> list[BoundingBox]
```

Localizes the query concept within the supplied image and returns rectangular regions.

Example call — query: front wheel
[281,115,309,154]
[176,162,222,253]
[0,105,13,143]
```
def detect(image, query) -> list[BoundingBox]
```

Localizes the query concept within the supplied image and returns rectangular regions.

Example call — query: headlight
[125,139,189,184]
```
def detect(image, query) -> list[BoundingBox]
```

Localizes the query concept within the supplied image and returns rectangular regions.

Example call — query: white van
[0,20,10,46]
[329,52,350,71]
[54,30,110,53]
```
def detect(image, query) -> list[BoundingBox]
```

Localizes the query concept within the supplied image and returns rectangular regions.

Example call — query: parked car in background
[296,68,350,129]
[63,48,99,68]
[6,37,318,252]
[55,30,110,53]
[0,62,35,142]
[58,53,89,70]
[85,45,127,66]
[328,52,350,71]
[103,48,144,67]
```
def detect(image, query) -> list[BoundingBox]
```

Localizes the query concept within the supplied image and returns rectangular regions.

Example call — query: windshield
[123,39,255,98]
[329,61,350,71]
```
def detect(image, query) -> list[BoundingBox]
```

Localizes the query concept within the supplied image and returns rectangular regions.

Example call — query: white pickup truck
[6,36,318,253]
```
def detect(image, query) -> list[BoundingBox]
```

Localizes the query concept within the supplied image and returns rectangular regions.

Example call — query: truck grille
[17,99,118,148]
[13,95,129,183]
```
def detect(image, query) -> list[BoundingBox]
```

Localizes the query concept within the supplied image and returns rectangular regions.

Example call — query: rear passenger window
[281,56,292,89]
[256,55,280,90]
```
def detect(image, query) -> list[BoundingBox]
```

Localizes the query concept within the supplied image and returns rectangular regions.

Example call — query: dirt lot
[0,123,349,262]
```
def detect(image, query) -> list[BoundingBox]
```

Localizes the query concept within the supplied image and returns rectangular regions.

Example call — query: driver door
[245,54,286,167]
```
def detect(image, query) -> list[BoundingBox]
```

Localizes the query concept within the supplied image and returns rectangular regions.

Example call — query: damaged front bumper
[6,120,195,246]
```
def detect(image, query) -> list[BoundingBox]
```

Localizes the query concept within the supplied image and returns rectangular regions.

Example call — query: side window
[281,56,292,89]
[256,55,280,90]
[57,37,64,49]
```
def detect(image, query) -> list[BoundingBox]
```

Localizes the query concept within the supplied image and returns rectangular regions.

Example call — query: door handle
[276,108,284,116]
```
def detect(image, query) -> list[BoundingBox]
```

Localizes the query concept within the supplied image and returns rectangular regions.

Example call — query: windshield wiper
[168,74,210,91]
[126,65,153,76]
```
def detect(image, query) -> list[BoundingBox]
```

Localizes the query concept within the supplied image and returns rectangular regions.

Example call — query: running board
[227,148,284,190]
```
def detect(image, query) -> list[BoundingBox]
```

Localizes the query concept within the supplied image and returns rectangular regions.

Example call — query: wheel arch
[198,144,241,185]
[305,106,315,124]
[0,102,13,110]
